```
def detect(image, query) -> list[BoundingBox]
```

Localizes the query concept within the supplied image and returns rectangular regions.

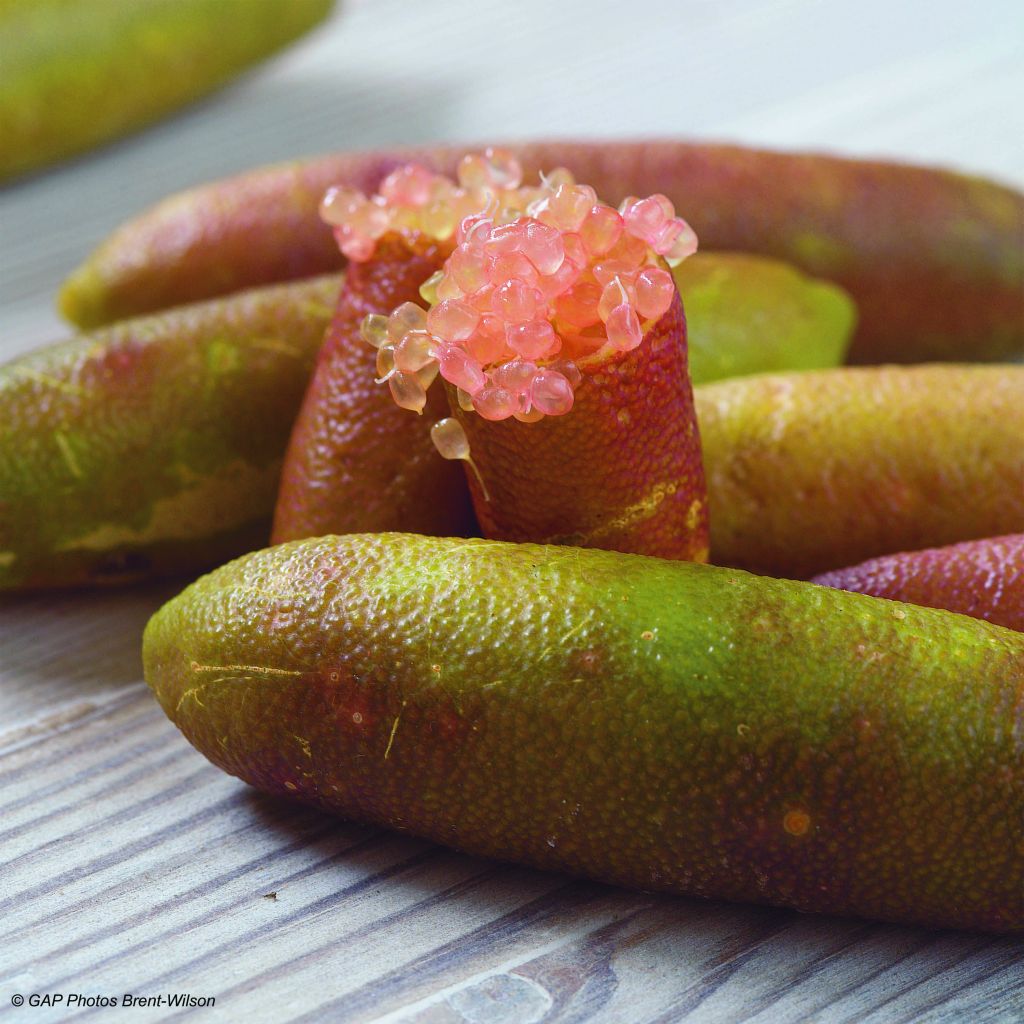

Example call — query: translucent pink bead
[427,299,480,342]
[593,259,637,287]
[605,303,643,351]
[387,301,428,342]
[507,319,559,360]
[542,184,597,232]
[634,267,675,320]
[579,205,624,256]
[490,252,539,289]
[521,221,565,275]
[483,147,524,189]
[467,284,496,314]
[492,280,540,323]
[561,232,589,269]
[439,347,486,395]
[449,244,490,293]
[493,358,539,393]
[473,386,519,421]
[484,222,528,259]
[531,370,575,416]
[389,370,427,413]
[457,153,493,191]
[457,214,494,248]
[621,195,672,245]
[379,164,435,206]
[549,359,582,388]
[465,316,509,364]
[335,229,375,262]
[598,277,634,322]
[665,220,699,263]
[394,330,436,373]
[320,186,366,227]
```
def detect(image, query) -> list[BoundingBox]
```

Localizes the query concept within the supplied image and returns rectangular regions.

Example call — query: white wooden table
[2,1,1022,1020]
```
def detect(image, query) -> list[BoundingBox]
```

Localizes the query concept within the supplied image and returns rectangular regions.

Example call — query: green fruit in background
[673,253,855,384]
[0,0,335,182]
[144,533,1024,934]
[0,275,338,590]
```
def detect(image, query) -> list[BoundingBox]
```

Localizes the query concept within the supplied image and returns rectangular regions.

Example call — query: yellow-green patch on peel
[143,533,1024,933]
[0,276,338,589]
[696,364,1024,578]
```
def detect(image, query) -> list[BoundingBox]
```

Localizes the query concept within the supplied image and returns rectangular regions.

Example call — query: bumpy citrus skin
[697,365,1024,579]
[143,533,1024,934]
[0,276,338,590]
[0,0,334,182]
[452,290,708,560]
[273,237,475,543]
[674,253,855,384]
[60,141,1023,366]
[814,534,1024,632]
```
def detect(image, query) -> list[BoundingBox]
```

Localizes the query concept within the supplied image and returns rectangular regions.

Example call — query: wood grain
[1,0,1022,1019]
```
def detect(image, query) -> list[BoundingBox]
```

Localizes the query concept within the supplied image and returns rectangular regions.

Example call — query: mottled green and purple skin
[696,365,1024,579]
[814,534,1024,632]
[451,289,708,561]
[0,276,338,590]
[143,533,1024,933]
[60,141,1023,365]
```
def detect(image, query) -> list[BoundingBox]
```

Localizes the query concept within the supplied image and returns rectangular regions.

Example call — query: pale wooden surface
[1,0,1023,1021]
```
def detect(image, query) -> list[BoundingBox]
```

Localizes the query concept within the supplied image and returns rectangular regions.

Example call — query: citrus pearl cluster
[319,147,543,261]
[321,150,698,422]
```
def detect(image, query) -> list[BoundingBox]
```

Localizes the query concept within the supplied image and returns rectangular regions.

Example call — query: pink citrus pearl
[379,164,435,206]
[506,320,559,360]
[579,205,624,256]
[635,267,675,320]
[473,386,519,421]
[521,221,565,275]
[427,299,479,343]
[490,252,539,289]
[484,222,529,258]
[531,370,574,416]
[335,228,375,262]
[482,147,524,189]
[457,214,494,248]
[394,330,436,372]
[467,284,496,314]
[492,279,540,323]
[593,259,637,287]
[665,220,699,262]
[465,316,509,364]
[621,194,673,245]
[493,358,539,394]
[439,346,486,395]
[598,277,635,322]
[449,244,490,293]
[320,186,366,227]
[543,184,597,232]
[605,303,643,351]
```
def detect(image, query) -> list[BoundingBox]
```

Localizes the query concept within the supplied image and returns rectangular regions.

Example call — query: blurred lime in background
[0,0,335,183]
